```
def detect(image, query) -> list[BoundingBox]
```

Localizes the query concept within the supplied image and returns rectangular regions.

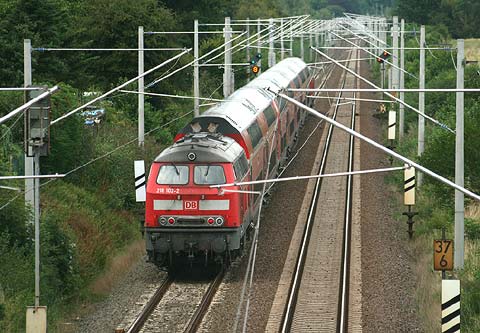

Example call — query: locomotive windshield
[157,164,189,185]
[194,165,226,185]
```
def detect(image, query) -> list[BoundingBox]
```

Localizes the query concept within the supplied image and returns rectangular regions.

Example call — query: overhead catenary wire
[311,47,455,133]
[51,48,191,125]
[0,86,59,125]
[211,166,407,189]
[118,90,223,102]
[0,78,227,212]
[291,88,480,93]
[32,48,185,52]
[278,91,480,201]
[145,15,304,90]
[329,30,418,80]
[0,174,64,180]
[0,109,193,211]
[307,95,396,103]
[144,29,251,88]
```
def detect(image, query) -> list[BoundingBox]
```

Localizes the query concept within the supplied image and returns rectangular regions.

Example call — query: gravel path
[71,258,166,333]
[359,55,422,332]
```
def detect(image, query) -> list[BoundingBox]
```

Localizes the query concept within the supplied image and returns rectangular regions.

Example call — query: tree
[0,0,72,87]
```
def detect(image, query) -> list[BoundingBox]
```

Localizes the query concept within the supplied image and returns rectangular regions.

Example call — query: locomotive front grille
[157,215,225,227]
[177,217,206,226]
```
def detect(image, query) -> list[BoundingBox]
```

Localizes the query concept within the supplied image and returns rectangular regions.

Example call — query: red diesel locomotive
[145,57,315,267]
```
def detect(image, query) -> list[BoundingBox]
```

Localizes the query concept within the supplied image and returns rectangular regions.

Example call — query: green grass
[465,39,480,62]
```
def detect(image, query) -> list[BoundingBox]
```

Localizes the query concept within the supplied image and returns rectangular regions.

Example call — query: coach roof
[155,134,244,163]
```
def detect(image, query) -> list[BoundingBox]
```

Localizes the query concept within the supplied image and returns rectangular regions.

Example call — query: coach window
[247,120,263,149]
[278,96,287,112]
[157,165,189,185]
[298,70,306,84]
[194,165,226,185]
[264,106,276,127]
[293,76,301,89]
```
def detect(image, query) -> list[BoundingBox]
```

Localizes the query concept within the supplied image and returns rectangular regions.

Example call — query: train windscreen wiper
[171,162,180,175]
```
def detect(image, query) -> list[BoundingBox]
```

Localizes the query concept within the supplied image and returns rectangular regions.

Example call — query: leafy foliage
[395,0,480,38]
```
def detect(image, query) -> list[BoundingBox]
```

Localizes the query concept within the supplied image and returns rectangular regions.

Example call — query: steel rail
[338,90,356,333]
[280,56,350,333]
[184,269,225,333]
[126,276,174,333]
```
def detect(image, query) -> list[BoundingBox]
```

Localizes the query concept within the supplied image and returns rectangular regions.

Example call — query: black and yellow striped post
[402,164,418,238]
[442,280,460,332]
[386,111,396,164]
[388,110,396,141]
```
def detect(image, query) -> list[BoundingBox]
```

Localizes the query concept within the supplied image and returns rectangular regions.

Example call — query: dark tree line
[395,0,480,38]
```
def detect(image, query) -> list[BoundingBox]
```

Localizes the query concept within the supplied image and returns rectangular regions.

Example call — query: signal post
[25,87,53,333]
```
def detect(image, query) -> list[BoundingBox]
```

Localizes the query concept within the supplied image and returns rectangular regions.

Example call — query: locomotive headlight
[168,217,175,225]
[159,217,167,226]
[207,217,215,225]
[215,217,224,226]
[187,152,196,161]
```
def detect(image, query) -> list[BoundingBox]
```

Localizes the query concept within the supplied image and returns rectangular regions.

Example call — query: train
[144,57,316,268]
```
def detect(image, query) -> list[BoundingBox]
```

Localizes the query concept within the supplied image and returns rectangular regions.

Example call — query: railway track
[276,49,359,332]
[123,269,224,333]
[120,49,351,333]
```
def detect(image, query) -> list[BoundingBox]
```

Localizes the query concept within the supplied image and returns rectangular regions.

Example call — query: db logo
[184,201,198,210]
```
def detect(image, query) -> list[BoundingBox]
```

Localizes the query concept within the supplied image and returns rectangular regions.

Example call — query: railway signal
[25,86,51,157]
[376,50,391,63]
[250,52,262,75]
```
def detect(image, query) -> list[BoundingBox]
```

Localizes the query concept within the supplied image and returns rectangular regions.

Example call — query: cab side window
[233,154,249,180]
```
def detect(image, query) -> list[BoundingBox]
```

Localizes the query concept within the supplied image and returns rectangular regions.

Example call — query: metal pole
[224,17,232,98]
[368,20,373,64]
[257,19,262,74]
[381,19,387,54]
[455,39,465,269]
[392,16,399,96]
[290,19,293,57]
[300,34,304,60]
[34,149,40,307]
[388,67,392,91]
[194,20,200,116]
[280,18,284,60]
[246,18,250,82]
[24,39,34,216]
[309,33,313,61]
[268,18,276,67]
[418,25,426,185]
[399,18,405,139]
[138,26,145,147]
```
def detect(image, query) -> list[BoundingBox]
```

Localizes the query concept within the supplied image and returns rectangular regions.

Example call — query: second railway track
[124,269,224,333]
[268,48,362,332]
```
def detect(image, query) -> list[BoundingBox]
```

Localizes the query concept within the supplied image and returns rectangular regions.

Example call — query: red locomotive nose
[168,217,175,225]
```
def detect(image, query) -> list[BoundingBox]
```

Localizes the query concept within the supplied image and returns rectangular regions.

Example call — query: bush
[466,218,480,240]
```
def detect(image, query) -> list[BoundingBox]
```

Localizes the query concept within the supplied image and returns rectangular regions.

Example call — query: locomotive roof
[154,134,244,163]
[181,57,308,134]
